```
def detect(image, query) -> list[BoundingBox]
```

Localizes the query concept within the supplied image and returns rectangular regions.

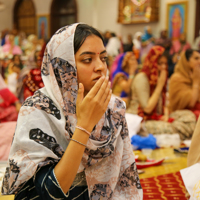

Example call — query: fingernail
[101,76,105,80]
[106,76,109,80]
[79,83,82,89]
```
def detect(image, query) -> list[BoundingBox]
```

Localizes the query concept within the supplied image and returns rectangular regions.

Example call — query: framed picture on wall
[118,0,159,24]
[37,15,50,40]
[166,1,188,40]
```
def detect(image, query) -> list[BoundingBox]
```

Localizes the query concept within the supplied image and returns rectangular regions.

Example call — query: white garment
[7,72,18,95]
[125,113,142,138]
[133,32,142,50]
[181,163,200,200]
[106,37,121,57]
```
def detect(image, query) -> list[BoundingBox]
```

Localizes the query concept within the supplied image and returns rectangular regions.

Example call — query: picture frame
[166,1,188,40]
[37,14,50,40]
[118,0,159,24]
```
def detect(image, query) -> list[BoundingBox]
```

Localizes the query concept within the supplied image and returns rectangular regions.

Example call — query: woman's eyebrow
[79,50,107,56]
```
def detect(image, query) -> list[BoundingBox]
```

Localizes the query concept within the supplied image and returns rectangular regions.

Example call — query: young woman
[169,49,200,119]
[1,23,142,199]
[111,52,138,104]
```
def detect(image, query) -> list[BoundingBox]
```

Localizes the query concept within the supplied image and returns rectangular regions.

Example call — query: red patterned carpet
[140,172,187,200]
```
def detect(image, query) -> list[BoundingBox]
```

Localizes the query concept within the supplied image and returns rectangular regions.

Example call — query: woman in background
[140,26,155,63]
[169,49,200,119]
[111,52,138,104]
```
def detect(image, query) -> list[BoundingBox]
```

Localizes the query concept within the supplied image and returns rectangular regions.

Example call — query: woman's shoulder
[133,72,149,84]
[170,73,183,82]
[21,89,62,120]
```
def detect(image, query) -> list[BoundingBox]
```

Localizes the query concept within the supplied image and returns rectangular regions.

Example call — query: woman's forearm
[143,84,163,114]
[189,83,200,108]
[122,75,134,94]
[54,128,90,194]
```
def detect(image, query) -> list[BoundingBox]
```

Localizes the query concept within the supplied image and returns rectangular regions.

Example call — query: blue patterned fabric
[14,165,89,200]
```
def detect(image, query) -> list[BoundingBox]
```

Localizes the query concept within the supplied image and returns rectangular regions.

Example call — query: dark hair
[185,49,199,61]
[111,32,116,37]
[158,50,169,61]
[74,24,104,54]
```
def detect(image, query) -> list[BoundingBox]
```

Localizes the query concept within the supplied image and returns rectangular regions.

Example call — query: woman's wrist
[76,122,93,133]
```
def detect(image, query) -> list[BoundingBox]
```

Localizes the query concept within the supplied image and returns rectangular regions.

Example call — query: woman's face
[189,51,200,69]
[127,54,137,67]
[13,55,20,63]
[75,35,108,96]
[158,56,168,72]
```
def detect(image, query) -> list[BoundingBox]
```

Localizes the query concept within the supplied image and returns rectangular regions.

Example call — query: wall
[0,0,15,32]
[82,0,196,45]
[0,0,196,44]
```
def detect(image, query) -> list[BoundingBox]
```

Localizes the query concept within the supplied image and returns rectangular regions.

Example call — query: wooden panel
[195,0,200,39]
[50,0,77,36]
[14,0,36,35]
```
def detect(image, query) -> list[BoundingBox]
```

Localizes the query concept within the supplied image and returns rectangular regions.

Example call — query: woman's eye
[101,56,108,62]
[83,58,92,63]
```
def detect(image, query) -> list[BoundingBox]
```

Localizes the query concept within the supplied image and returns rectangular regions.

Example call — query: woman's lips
[93,76,101,81]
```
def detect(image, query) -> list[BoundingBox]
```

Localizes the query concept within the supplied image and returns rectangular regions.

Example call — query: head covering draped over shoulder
[2,23,142,199]
[138,46,166,119]
[112,52,132,98]
[169,51,200,112]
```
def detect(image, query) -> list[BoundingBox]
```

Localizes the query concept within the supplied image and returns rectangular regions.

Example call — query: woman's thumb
[76,83,84,105]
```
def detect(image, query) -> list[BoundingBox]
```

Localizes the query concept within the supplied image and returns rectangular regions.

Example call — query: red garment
[190,102,200,120]
[0,88,18,122]
[138,46,169,121]
[23,69,44,100]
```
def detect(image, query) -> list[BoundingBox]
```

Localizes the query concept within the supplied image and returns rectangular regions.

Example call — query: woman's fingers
[95,76,109,100]
[87,76,105,98]
[99,81,111,104]
[103,89,112,108]
[76,83,84,107]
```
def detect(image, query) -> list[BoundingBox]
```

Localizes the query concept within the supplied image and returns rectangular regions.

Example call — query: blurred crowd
[1,25,200,141]
[0,28,47,122]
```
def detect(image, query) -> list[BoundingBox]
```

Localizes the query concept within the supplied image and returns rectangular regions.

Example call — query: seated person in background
[123,34,134,52]
[126,46,196,140]
[170,32,191,55]
[7,63,21,95]
[155,30,171,54]
[16,51,44,102]
[2,34,22,55]
[111,52,138,104]
[169,49,200,119]
[106,32,121,57]
[0,74,21,123]
[140,26,155,63]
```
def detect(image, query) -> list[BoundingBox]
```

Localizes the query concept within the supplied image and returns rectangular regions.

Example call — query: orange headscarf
[169,51,200,118]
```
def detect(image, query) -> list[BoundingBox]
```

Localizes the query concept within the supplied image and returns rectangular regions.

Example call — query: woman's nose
[94,58,106,71]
